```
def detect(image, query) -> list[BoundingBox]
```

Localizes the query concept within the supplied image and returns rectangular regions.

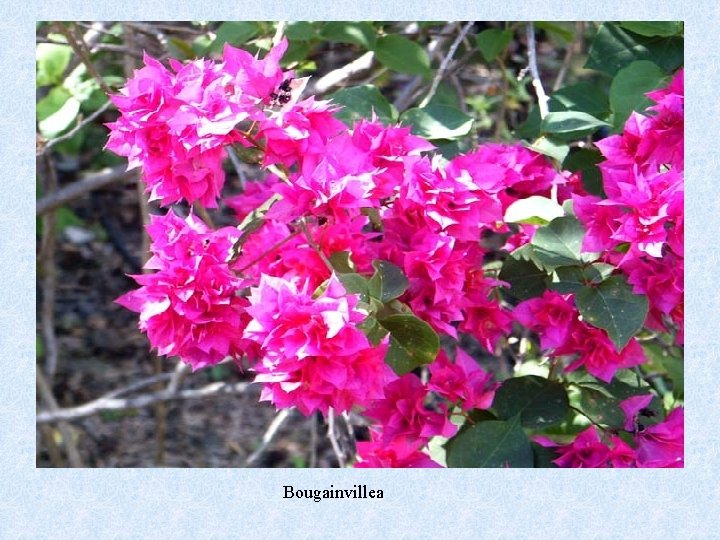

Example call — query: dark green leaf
[532,442,559,468]
[535,21,575,42]
[609,60,667,129]
[562,148,606,197]
[548,263,614,294]
[577,376,663,429]
[337,273,371,303]
[285,21,316,41]
[541,111,609,137]
[585,23,683,76]
[401,105,474,140]
[330,85,397,126]
[475,28,513,62]
[368,260,408,303]
[493,376,569,428]
[445,416,534,468]
[530,216,598,270]
[575,275,649,350]
[378,314,439,375]
[206,22,259,53]
[320,21,376,49]
[329,251,354,274]
[374,35,431,77]
[619,21,683,37]
[551,82,610,118]
[357,315,389,346]
[499,256,547,300]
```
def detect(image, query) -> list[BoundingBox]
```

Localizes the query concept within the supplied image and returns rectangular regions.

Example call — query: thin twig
[166,362,192,395]
[525,22,549,119]
[39,100,113,155]
[36,370,84,466]
[226,147,247,190]
[54,22,113,96]
[553,22,584,92]
[38,155,59,378]
[309,413,318,468]
[311,51,375,95]
[419,21,474,108]
[272,21,287,46]
[36,166,135,215]
[327,408,346,468]
[298,219,333,272]
[234,229,301,272]
[37,381,255,424]
[244,409,293,466]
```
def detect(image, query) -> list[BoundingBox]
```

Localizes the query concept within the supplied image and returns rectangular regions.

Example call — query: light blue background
[3,1,716,538]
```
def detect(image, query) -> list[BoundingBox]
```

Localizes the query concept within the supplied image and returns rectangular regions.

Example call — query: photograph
[35,20,684,469]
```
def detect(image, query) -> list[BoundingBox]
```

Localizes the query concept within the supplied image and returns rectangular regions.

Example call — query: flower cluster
[110,39,683,468]
[574,69,684,342]
[535,400,683,468]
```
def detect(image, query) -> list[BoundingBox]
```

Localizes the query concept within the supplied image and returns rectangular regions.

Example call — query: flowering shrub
[110,24,683,468]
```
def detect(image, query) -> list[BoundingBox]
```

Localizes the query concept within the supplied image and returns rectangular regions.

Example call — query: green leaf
[575,275,649,350]
[206,22,259,53]
[535,21,575,43]
[328,251,354,274]
[585,23,683,76]
[320,21,376,49]
[504,196,564,226]
[357,315,389,346]
[493,376,569,428]
[285,21,316,41]
[530,216,598,270]
[37,86,80,138]
[619,21,683,37]
[548,263,614,294]
[499,256,547,300]
[36,43,72,87]
[368,260,408,303]
[576,376,663,429]
[562,148,606,197]
[529,137,569,163]
[541,111,609,138]
[336,273,371,303]
[378,314,439,375]
[330,85,397,126]
[532,442,559,468]
[551,82,610,119]
[609,60,667,129]
[445,416,534,468]
[374,34,431,77]
[475,28,513,62]
[400,105,473,140]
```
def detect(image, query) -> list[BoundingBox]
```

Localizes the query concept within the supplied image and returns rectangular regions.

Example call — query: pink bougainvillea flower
[365,373,457,445]
[355,434,443,468]
[513,291,577,350]
[244,273,391,416]
[428,349,497,410]
[116,211,250,369]
[534,426,636,468]
[634,407,684,468]
[619,394,655,432]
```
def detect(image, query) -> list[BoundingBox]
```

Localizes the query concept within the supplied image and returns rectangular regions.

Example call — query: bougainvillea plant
[109,25,683,468]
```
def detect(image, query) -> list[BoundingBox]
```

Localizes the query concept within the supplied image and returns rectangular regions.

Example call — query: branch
[37,381,256,424]
[244,408,293,466]
[36,166,135,215]
[525,22,549,119]
[54,22,113,96]
[38,100,113,156]
[36,370,84,466]
[311,51,375,95]
[327,407,346,468]
[419,21,474,108]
